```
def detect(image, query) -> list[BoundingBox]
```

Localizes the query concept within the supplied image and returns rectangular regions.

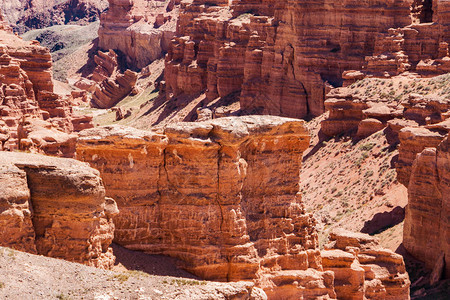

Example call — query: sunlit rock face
[98,0,180,69]
[0,10,93,155]
[0,152,118,269]
[403,137,450,279]
[77,116,410,298]
[165,0,416,118]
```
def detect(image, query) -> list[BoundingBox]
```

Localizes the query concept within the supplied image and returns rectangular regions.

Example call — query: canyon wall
[163,0,450,118]
[0,16,93,155]
[164,0,419,118]
[402,136,450,279]
[98,0,180,69]
[0,152,118,269]
[77,116,410,298]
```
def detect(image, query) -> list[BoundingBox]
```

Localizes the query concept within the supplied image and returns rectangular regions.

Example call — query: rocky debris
[0,152,118,269]
[85,49,138,108]
[403,136,450,280]
[112,106,132,120]
[98,0,180,69]
[77,116,410,297]
[1,0,108,34]
[0,17,93,153]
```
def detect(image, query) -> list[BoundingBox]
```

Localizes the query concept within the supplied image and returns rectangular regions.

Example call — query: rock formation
[396,126,444,186]
[402,136,450,280]
[0,12,92,155]
[323,229,410,300]
[89,50,138,108]
[1,0,108,33]
[98,0,180,69]
[0,151,118,269]
[320,74,450,286]
[77,116,410,297]
[163,0,450,119]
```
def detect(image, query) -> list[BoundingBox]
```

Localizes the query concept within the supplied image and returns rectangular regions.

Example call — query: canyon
[98,0,179,69]
[0,0,449,298]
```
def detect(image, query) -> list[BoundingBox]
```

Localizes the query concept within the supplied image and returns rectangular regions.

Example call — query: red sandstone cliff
[402,136,450,280]
[98,0,180,69]
[76,116,410,298]
[319,72,450,287]
[163,0,450,119]
[0,151,118,269]
[0,15,93,155]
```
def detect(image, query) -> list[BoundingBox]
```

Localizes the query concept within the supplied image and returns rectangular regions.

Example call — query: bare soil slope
[0,246,263,299]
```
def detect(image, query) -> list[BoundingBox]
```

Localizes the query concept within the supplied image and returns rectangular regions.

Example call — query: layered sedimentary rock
[396,127,444,185]
[363,0,450,76]
[98,0,180,69]
[0,158,36,253]
[165,0,421,118]
[403,137,450,279]
[1,0,108,33]
[321,89,403,137]
[323,229,410,300]
[89,50,138,108]
[77,117,316,281]
[0,16,92,154]
[17,116,78,157]
[77,116,410,297]
[0,151,118,269]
